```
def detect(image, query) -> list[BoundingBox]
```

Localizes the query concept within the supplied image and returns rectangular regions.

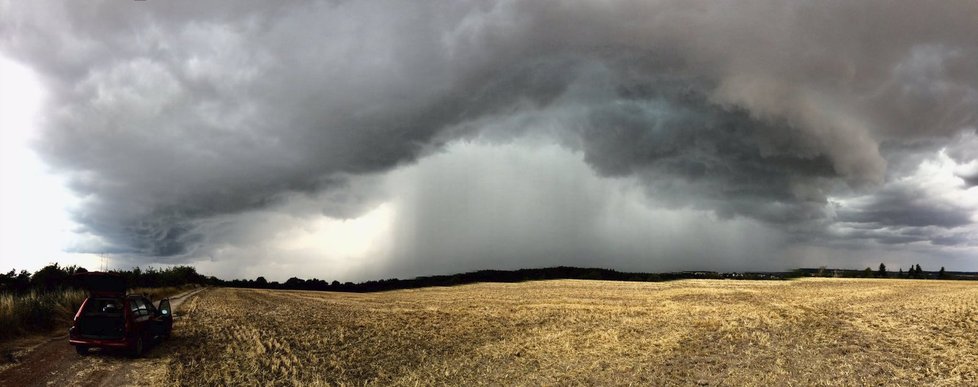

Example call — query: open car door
[157,299,173,339]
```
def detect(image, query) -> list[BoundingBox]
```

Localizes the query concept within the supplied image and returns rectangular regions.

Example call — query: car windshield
[82,298,124,317]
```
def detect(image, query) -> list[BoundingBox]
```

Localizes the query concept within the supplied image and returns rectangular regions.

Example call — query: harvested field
[149,279,978,386]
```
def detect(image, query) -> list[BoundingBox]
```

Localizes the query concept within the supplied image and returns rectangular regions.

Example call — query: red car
[68,272,173,357]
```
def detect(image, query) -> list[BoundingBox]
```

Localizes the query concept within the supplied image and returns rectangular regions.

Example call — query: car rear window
[82,298,124,316]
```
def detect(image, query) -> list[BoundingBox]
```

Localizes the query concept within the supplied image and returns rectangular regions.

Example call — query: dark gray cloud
[570,77,839,224]
[946,131,978,187]
[2,0,977,275]
[829,156,978,248]
[837,186,973,229]
[961,173,978,188]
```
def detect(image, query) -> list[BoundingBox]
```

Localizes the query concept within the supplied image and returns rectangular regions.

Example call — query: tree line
[876,263,948,279]
[222,264,978,293]
[0,263,208,294]
[3,262,971,296]
[217,267,794,293]
[803,263,955,279]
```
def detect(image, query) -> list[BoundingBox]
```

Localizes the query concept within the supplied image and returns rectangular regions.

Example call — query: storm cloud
[2,0,977,279]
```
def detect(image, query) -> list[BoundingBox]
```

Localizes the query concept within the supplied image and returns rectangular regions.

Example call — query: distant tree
[284,277,305,289]
[939,267,946,279]
[915,264,923,278]
[878,263,887,278]
[898,268,903,277]
[255,276,268,288]
[863,267,873,278]
[31,263,70,291]
[0,269,32,293]
[908,265,917,278]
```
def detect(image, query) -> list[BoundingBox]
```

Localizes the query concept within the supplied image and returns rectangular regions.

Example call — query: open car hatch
[71,272,127,297]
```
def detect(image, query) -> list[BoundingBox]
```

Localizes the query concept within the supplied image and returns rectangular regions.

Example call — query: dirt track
[0,288,206,387]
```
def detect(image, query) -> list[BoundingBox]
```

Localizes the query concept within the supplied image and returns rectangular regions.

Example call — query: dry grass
[146,279,978,386]
[0,289,87,342]
[0,285,197,344]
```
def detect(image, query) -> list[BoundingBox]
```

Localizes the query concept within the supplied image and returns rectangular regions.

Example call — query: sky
[1,0,976,282]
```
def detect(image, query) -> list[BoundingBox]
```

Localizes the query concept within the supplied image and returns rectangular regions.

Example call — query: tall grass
[0,285,197,343]
[0,289,87,342]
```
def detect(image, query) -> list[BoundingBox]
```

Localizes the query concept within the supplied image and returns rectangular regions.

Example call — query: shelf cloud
[2,0,976,279]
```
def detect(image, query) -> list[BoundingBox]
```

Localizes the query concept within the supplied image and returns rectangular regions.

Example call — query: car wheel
[75,345,89,355]
[130,336,144,358]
